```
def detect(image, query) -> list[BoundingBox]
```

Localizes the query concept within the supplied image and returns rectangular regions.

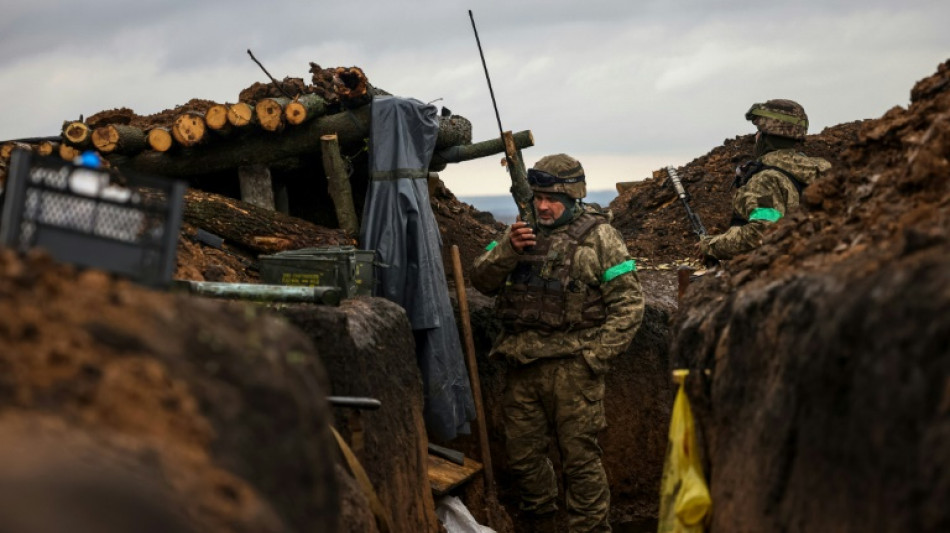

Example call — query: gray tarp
[360,95,475,441]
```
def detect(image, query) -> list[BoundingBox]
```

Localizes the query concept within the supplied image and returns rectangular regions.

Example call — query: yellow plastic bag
[658,376,711,533]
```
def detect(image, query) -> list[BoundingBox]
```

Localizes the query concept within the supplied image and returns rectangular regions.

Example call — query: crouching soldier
[699,99,832,260]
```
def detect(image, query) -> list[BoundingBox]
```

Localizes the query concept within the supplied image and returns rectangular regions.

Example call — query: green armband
[603,259,636,283]
[485,240,498,251]
[748,207,782,222]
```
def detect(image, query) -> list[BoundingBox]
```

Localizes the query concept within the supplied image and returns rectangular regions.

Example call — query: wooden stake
[677,266,693,303]
[320,134,360,236]
[449,244,496,503]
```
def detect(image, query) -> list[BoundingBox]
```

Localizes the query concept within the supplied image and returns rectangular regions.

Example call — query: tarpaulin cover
[360,95,475,441]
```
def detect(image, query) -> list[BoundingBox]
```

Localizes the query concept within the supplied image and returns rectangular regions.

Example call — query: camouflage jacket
[471,207,644,375]
[702,149,832,260]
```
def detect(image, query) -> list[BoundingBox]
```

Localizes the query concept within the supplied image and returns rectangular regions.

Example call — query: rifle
[468,10,537,228]
[666,166,707,238]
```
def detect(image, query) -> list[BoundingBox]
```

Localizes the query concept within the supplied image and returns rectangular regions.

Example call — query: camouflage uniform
[700,149,831,259]
[472,198,644,533]
[700,99,832,260]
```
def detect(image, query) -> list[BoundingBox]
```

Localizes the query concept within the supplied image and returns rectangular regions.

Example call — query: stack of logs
[0,63,535,233]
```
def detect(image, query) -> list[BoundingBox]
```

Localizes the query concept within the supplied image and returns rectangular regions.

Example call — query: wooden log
[205,103,231,131]
[429,129,534,171]
[227,102,256,128]
[172,111,206,147]
[62,121,92,148]
[285,94,327,126]
[238,165,276,211]
[146,127,174,152]
[107,107,472,177]
[35,140,59,157]
[255,97,291,132]
[182,189,353,255]
[320,134,359,236]
[91,124,146,154]
[58,143,82,161]
[0,142,30,161]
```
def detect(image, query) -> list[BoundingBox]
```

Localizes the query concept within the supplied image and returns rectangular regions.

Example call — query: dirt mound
[669,59,950,531]
[0,249,339,532]
[609,119,862,267]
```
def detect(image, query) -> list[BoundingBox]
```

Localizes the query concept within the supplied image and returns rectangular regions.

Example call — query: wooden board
[428,453,483,496]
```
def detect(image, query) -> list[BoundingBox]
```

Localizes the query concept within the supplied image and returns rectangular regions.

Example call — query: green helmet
[528,153,586,199]
[745,99,809,140]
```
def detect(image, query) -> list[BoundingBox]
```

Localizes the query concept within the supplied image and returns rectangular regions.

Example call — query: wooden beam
[92,124,146,154]
[62,121,92,148]
[172,111,207,147]
[285,94,327,126]
[146,128,174,152]
[227,102,256,128]
[255,97,290,132]
[106,108,472,177]
[429,129,534,171]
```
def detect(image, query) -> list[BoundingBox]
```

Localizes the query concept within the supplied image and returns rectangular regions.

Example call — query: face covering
[547,193,582,228]
[754,132,800,158]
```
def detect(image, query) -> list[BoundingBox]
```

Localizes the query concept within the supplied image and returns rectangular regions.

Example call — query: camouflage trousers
[503,356,611,533]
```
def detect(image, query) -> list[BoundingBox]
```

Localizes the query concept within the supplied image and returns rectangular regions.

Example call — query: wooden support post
[320,134,360,237]
[238,165,275,211]
[273,179,290,214]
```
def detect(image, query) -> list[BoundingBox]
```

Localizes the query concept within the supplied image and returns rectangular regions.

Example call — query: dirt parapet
[669,59,950,531]
[0,249,338,532]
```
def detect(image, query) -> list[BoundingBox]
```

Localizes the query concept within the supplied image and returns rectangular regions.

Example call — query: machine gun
[666,166,707,238]
[468,10,536,228]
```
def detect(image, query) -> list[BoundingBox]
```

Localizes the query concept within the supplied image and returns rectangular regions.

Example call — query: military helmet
[527,153,587,199]
[745,99,809,140]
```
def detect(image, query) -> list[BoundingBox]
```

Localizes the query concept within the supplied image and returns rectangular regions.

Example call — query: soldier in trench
[699,99,832,260]
[471,154,644,533]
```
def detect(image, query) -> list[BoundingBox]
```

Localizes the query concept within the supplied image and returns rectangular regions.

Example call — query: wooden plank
[428,453,482,496]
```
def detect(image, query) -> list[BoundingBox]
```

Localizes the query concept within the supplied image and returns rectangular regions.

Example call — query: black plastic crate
[0,149,186,287]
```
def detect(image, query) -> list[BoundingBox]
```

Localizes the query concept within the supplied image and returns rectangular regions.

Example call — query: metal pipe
[173,280,341,305]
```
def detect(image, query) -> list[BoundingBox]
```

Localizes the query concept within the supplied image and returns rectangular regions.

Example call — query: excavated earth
[1,56,948,533]
[655,59,950,532]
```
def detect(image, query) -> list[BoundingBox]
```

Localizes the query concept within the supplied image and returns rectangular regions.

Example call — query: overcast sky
[1,1,947,197]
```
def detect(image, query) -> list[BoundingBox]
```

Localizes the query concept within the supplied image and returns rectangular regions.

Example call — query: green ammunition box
[258,245,375,298]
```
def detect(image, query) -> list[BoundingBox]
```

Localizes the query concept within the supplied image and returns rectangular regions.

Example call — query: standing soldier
[471,154,644,533]
[699,99,832,260]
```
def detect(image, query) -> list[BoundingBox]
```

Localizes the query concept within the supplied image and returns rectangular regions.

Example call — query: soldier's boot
[523,510,558,533]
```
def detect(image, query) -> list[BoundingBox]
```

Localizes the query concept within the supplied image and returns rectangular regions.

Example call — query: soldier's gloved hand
[509,221,537,252]
[695,236,715,264]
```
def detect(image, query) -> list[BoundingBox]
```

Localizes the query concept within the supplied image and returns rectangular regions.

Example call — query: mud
[0,249,338,532]
[669,59,950,532]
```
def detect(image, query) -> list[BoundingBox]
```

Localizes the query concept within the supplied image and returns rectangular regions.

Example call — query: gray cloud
[1,1,947,195]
